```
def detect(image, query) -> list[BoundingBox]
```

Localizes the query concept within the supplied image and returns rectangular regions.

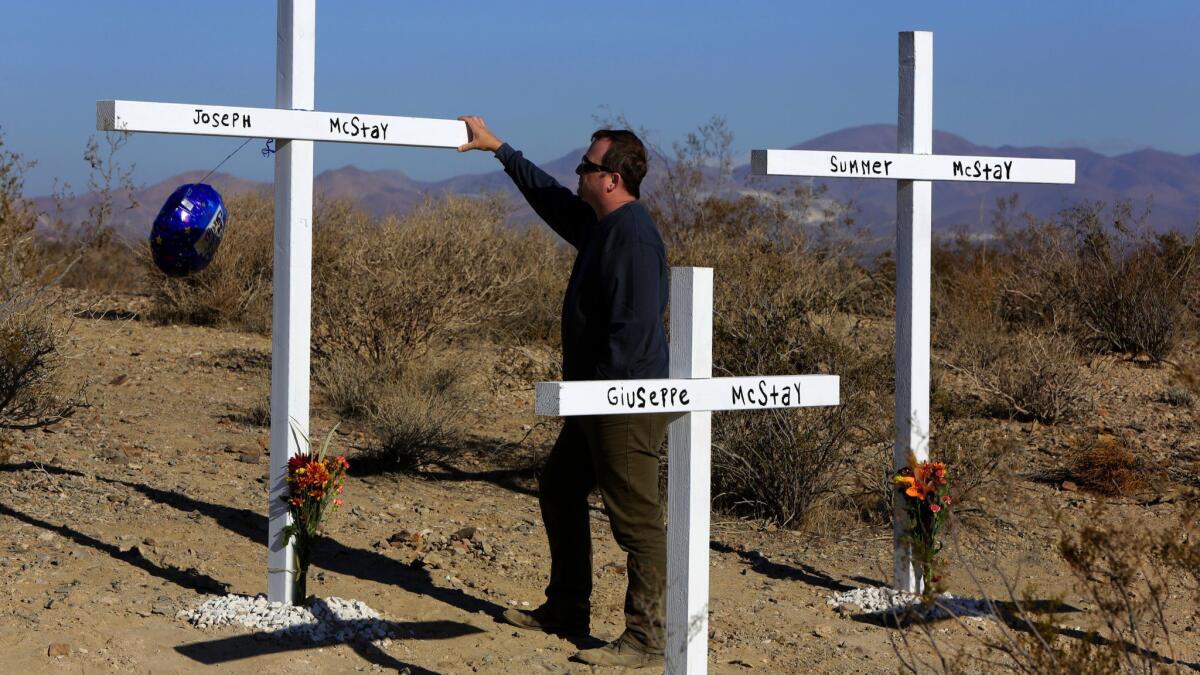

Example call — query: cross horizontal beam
[96,99,467,149]
[534,375,839,417]
[750,148,1075,184]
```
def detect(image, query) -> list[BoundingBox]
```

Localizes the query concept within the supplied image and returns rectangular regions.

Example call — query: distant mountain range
[34,124,1200,241]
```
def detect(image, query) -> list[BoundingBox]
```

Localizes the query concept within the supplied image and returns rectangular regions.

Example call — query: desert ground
[0,288,1196,675]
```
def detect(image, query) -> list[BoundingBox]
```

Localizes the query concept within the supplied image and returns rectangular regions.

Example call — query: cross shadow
[94,474,507,623]
[176,595,480,673]
[416,461,540,499]
[709,540,856,592]
[177,633,438,673]
[0,461,86,477]
[0,501,229,595]
[73,308,140,321]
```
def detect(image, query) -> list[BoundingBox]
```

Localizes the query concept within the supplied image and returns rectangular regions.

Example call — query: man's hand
[457,115,503,153]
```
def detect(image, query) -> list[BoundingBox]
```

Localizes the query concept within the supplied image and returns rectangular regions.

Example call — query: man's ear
[608,173,622,194]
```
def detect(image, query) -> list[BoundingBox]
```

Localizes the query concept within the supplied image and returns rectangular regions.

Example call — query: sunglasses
[575,156,614,175]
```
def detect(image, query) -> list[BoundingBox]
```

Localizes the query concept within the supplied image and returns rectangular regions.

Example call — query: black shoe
[500,603,590,637]
[571,633,664,668]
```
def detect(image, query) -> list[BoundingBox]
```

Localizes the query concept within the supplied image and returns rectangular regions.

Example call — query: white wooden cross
[95,0,468,604]
[750,31,1076,594]
[534,267,841,675]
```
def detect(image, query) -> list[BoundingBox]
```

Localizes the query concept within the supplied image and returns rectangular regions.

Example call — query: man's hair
[592,129,648,199]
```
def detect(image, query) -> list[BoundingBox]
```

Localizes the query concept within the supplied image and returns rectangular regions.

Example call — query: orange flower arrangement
[894,452,952,598]
[280,423,349,603]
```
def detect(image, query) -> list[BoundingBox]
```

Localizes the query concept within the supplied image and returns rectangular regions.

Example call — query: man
[458,116,670,669]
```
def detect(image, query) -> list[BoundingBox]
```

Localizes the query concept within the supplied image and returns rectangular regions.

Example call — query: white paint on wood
[533,375,839,417]
[894,29,934,595]
[750,29,1076,594]
[533,267,840,672]
[749,149,1074,184]
[97,99,468,149]
[267,0,316,606]
[666,267,713,675]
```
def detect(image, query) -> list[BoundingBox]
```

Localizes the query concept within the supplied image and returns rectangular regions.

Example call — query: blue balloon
[149,183,228,277]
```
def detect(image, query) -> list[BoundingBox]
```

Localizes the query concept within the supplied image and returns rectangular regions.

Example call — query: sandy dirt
[0,294,1196,674]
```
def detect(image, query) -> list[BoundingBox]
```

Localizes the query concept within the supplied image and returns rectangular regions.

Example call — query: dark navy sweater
[495,143,669,382]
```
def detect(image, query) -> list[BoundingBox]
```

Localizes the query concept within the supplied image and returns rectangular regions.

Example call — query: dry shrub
[0,132,44,285]
[146,191,277,331]
[496,228,570,345]
[1167,352,1200,404]
[620,115,892,527]
[988,197,1197,358]
[0,299,80,430]
[0,133,82,430]
[0,132,82,427]
[316,352,378,419]
[1027,509,1180,672]
[1065,433,1148,497]
[360,359,470,472]
[933,218,1089,423]
[228,394,271,428]
[942,324,1087,423]
[933,420,1016,511]
[306,195,568,472]
[667,211,891,527]
[990,200,1078,333]
[1070,226,1193,363]
[897,501,1197,674]
[312,194,533,369]
[940,198,1196,379]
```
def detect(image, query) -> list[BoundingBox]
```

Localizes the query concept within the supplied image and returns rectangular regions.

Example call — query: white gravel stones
[827,586,994,621]
[177,594,400,644]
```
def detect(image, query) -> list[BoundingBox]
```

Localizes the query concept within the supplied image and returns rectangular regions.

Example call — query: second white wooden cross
[751,31,1075,594]
[96,0,468,604]
[534,267,841,675]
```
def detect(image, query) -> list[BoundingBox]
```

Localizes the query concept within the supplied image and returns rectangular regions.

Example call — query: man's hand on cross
[457,115,503,153]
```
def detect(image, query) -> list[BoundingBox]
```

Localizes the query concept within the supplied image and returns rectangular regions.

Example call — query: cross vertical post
[267,0,316,605]
[666,267,714,675]
[894,30,933,594]
[534,266,837,672]
[751,31,1073,596]
[97,0,471,604]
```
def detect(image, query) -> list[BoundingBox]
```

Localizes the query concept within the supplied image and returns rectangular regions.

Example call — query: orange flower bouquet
[281,424,349,603]
[894,452,952,597]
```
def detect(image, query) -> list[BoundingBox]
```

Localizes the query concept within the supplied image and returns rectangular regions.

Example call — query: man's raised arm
[458,115,593,249]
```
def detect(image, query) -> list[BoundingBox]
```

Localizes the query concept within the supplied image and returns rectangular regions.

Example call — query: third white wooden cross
[535,267,840,675]
[751,31,1075,593]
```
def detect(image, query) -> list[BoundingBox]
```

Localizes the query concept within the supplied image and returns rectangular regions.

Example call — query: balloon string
[196,136,259,186]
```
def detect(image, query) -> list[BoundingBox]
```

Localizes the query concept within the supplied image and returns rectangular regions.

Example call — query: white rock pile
[827,586,994,621]
[177,594,400,644]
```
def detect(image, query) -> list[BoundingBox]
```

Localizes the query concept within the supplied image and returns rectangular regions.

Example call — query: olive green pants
[538,413,670,651]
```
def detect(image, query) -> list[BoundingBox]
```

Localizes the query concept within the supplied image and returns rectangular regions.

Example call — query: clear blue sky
[3,1,1198,196]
